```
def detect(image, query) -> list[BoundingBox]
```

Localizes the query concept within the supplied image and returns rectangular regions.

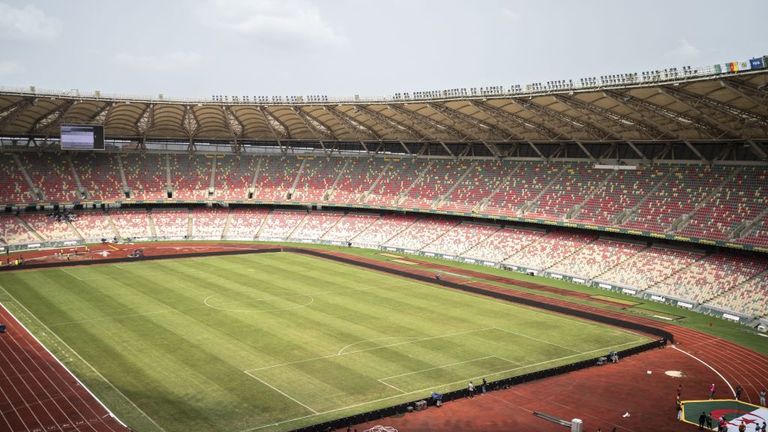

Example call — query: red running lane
[0,303,130,432]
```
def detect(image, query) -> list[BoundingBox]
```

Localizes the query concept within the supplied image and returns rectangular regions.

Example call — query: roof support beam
[398,141,411,155]
[0,97,36,130]
[385,104,466,142]
[351,105,415,141]
[526,140,546,160]
[332,106,383,140]
[625,141,649,162]
[548,96,621,141]
[512,99,583,141]
[660,86,762,132]
[438,141,454,157]
[746,140,768,160]
[29,100,74,134]
[683,140,707,162]
[575,141,596,162]
[483,141,502,158]
[299,108,339,140]
[468,100,553,140]
[427,102,510,141]
[258,106,287,141]
[552,94,666,140]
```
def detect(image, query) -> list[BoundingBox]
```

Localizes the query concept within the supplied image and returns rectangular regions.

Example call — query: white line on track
[671,345,736,397]
[239,339,647,432]
[0,285,167,432]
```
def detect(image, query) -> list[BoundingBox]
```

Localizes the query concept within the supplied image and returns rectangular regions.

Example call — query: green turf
[0,252,647,432]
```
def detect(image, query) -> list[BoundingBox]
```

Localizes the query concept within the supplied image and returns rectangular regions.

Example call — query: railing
[1,55,764,105]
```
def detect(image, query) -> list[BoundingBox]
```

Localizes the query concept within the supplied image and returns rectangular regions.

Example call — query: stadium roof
[0,67,767,151]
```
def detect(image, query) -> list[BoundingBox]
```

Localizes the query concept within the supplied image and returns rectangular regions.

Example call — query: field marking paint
[0,299,131,430]
[493,327,580,353]
[246,327,496,372]
[379,356,499,381]
[243,372,318,414]
[239,338,648,432]
[671,345,735,397]
[376,379,406,394]
[0,286,167,432]
[336,336,421,356]
[203,293,315,313]
[59,267,86,281]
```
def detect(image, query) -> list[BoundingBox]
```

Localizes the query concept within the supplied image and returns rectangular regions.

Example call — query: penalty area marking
[240,338,647,432]
[244,372,319,414]
[670,345,735,397]
[336,336,421,356]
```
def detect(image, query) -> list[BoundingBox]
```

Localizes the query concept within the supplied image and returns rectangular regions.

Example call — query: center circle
[203,292,314,312]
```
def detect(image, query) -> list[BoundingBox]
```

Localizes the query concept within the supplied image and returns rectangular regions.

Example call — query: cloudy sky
[0,0,766,99]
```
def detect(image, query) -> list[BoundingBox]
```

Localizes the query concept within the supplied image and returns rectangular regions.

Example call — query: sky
[0,0,766,99]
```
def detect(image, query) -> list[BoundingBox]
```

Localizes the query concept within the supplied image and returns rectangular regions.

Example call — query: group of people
[467,378,488,397]
[699,412,767,432]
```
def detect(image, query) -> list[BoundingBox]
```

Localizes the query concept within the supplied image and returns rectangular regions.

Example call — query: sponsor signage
[677,301,693,309]
[651,295,666,302]
[599,283,612,289]
[622,288,637,295]
[722,313,740,322]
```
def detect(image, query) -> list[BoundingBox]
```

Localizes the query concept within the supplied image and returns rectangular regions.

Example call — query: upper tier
[1,152,767,250]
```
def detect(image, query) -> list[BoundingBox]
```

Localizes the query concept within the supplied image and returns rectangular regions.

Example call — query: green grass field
[0,252,648,432]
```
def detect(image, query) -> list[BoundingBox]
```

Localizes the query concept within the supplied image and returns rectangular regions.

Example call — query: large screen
[60,124,105,150]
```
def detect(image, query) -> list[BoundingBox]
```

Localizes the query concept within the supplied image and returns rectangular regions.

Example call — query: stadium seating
[291,157,345,203]
[505,231,596,270]
[224,208,270,240]
[70,210,116,242]
[109,209,152,239]
[321,213,381,242]
[548,239,646,279]
[71,153,124,202]
[598,246,702,290]
[526,163,611,220]
[330,158,389,204]
[213,155,257,201]
[151,208,190,238]
[738,215,768,248]
[650,253,767,303]
[0,214,39,245]
[0,155,33,204]
[384,218,460,250]
[399,159,468,209]
[622,165,730,233]
[484,161,563,217]
[21,213,79,241]
[678,166,768,240]
[190,207,228,239]
[365,160,425,207]
[352,214,418,247]
[438,160,510,212]
[253,157,302,201]
[257,210,307,239]
[290,211,343,239]
[573,166,669,226]
[705,271,768,318]
[122,154,168,200]
[462,227,546,263]
[170,154,212,200]
[421,222,499,256]
[18,153,79,203]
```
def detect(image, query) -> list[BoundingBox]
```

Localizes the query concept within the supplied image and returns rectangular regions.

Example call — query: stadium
[1,3,768,432]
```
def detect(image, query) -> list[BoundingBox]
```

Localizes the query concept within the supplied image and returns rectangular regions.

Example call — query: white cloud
[195,0,345,47]
[0,60,24,76]
[0,2,61,40]
[666,39,701,59]
[113,52,204,72]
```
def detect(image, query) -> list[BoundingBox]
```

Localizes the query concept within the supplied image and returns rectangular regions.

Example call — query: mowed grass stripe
[0,253,649,432]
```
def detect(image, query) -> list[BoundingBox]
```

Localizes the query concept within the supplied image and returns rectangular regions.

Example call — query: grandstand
[0,57,767,327]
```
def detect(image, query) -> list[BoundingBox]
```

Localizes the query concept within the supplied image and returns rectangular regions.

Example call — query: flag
[711,405,768,432]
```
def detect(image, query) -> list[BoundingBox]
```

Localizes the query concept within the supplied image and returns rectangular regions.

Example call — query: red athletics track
[1,243,766,432]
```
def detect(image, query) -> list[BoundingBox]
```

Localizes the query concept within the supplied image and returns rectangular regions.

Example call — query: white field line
[0,286,167,432]
[59,267,86,281]
[243,372,319,414]
[245,327,496,373]
[493,327,580,353]
[376,379,406,394]
[671,345,736,397]
[336,336,421,356]
[0,299,130,430]
[379,356,499,381]
[239,338,648,432]
[202,294,315,313]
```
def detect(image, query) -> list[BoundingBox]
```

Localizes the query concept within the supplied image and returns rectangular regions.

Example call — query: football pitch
[0,252,649,432]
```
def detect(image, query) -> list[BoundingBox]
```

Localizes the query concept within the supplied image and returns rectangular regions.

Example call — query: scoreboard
[60,124,105,150]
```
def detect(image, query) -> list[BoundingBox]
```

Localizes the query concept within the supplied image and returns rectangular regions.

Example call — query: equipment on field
[0,324,6,333]
[414,400,427,411]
